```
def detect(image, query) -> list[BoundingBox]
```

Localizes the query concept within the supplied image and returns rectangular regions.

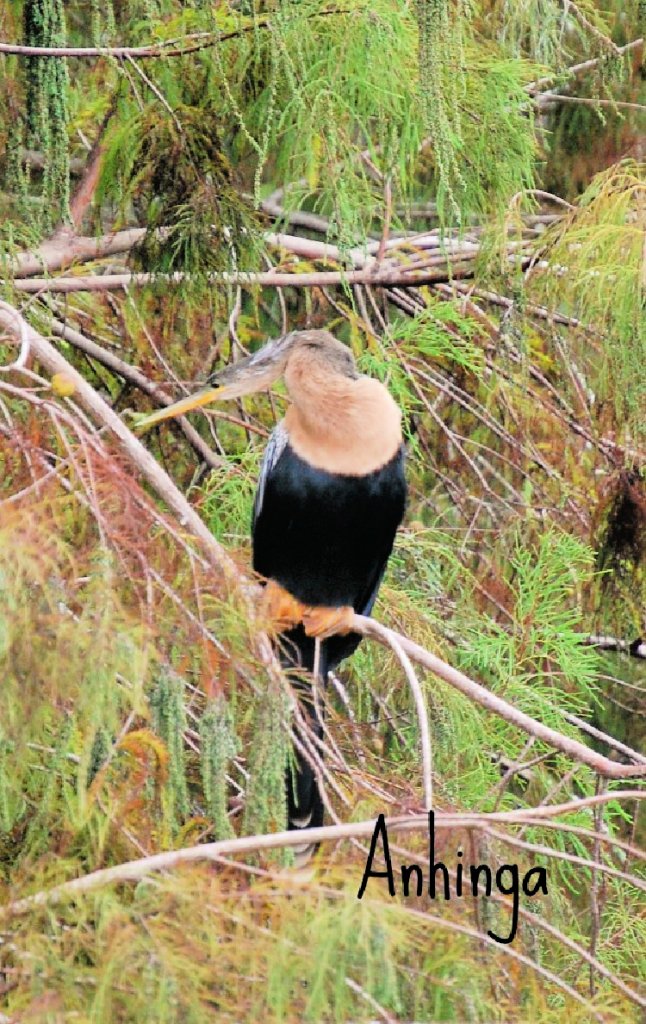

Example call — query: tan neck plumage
[283,370,402,476]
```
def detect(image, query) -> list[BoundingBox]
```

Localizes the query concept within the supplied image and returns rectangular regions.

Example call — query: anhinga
[138,330,407,857]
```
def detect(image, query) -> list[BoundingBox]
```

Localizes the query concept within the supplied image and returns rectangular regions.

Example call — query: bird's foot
[260,581,306,632]
[302,605,355,639]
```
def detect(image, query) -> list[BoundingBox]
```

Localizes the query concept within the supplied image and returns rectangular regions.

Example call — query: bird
[137,329,407,859]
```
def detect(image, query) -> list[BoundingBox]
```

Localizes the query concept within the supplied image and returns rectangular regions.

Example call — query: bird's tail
[287,705,324,867]
[281,630,327,867]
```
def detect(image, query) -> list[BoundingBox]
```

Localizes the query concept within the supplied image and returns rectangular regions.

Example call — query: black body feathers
[251,432,406,837]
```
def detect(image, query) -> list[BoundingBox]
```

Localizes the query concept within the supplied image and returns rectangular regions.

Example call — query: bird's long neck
[284,370,402,476]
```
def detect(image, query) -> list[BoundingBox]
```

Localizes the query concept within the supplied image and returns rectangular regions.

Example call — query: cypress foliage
[415,0,469,221]
[23,0,70,230]
[150,672,191,826]
[243,683,290,841]
[199,697,239,840]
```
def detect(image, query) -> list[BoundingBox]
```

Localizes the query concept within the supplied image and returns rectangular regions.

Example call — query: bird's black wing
[252,420,290,529]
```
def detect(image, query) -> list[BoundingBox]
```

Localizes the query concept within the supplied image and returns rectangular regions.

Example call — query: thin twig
[537,93,646,114]
[526,37,644,94]
[367,619,433,809]
[589,776,607,997]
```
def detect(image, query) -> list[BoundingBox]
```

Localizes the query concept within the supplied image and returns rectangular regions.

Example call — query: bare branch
[0,303,31,371]
[526,37,644,94]
[13,228,147,278]
[7,261,482,294]
[0,9,350,60]
[584,635,646,660]
[5,790,645,918]
[47,315,225,471]
[536,93,646,114]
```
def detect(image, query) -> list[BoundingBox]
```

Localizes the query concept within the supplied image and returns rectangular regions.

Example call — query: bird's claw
[302,605,355,639]
[261,581,306,632]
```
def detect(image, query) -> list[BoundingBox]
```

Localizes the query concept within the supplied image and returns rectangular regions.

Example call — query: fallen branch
[12,228,147,278]
[7,262,482,293]
[9,223,542,283]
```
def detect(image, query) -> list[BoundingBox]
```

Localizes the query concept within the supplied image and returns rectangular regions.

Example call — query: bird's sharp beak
[134,334,294,432]
[134,386,228,432]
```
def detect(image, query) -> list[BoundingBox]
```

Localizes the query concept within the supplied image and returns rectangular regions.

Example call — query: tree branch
[526,37,644,94]
[13,228,147,279]
[0,9,349,60]
[7,262,483,293]
[47,315,225,471]
[351,616,646,780]
[4,790,644,917]
[584,635,646,660]
[536,93,646,114]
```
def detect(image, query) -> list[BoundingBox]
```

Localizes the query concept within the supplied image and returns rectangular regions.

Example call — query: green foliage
[0,514,149,861]
[98,102,260,275]
[199,696,239,840]
[532,162,646,436]
[89,0,116,45]
[23,0,71,230]
[242,682,290,842]
[494,0,602,64]
[150,671,191,827]
[236,0,425,243]
[391,299,485,373]
[358,300,485,443]
[415,0,470,222]
[203,446,260,546]
[461,527,600,718]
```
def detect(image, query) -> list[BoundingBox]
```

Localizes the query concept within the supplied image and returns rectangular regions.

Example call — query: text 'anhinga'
[138,330,407,860]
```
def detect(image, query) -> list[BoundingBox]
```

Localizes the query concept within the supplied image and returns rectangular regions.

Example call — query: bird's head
[134,330,357,431]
